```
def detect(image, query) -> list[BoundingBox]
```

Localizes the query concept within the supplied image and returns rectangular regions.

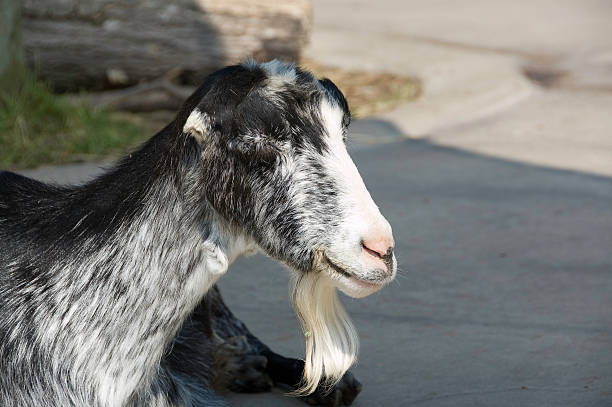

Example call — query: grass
[0,73,149,169]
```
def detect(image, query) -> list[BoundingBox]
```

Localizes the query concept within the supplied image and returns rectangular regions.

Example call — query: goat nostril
[361,240,393,260]
[362,243,382,259]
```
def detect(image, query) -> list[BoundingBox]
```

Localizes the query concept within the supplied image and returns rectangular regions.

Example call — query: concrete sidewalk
[305,0,612,177]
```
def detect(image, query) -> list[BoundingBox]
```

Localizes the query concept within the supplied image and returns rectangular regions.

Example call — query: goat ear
[183,109,210,142]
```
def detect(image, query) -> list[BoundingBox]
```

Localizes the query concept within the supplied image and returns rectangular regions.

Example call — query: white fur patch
[290,271,358,395]
[320,99,388,239]
[319,99,345,135]
[243,59,297,104]
[318,98,395,294]
[251,59,297,83]
[183,109,210,140]
[203,241,228,275]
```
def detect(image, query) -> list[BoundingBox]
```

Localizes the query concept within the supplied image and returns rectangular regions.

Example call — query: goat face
[181,60,396,298]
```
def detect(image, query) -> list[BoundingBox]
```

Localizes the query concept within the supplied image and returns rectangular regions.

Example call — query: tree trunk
[22,0,312,91]
[0,0,24,93]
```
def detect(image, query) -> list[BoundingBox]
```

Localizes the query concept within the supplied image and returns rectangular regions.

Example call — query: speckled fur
[0,60,372,406]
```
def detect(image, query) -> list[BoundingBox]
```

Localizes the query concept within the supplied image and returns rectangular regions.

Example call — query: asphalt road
[21,136,612,407]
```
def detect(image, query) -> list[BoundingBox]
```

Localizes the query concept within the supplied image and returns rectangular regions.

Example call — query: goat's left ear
[183,109,211,142]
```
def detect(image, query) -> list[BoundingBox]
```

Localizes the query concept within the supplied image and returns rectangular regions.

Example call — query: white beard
[290,267,359,395]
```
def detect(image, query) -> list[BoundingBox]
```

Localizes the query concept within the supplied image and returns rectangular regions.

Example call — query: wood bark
[1,0,24,93]
[22,0,312,91]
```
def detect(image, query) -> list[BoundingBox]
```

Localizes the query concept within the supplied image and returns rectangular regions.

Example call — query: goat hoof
[221,335,274,393]
[301,371,362,406]
[226,354,273,393]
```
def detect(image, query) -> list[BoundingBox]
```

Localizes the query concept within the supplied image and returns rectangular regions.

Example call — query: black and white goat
[0,60,396,406]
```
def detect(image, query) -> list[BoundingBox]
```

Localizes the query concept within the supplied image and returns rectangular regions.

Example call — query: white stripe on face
[319,99,393,252]
[314,98,396,299]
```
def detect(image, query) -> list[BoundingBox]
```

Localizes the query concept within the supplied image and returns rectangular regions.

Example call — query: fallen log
[22,0,311,91]
[66,67,195,112]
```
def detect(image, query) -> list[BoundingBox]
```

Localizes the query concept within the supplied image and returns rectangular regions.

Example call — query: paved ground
[306,0,612,177]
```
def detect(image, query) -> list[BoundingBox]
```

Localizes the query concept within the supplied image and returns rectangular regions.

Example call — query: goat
[0,60,396,406]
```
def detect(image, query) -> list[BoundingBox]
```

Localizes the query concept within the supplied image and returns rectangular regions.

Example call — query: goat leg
[206,285,362,406]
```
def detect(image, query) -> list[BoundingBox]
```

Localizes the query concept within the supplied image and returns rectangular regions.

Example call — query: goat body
[0,60,395,406]
[0,132,232,405]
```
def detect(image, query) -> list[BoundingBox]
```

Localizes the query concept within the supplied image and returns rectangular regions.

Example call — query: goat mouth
[322,254,383,288]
